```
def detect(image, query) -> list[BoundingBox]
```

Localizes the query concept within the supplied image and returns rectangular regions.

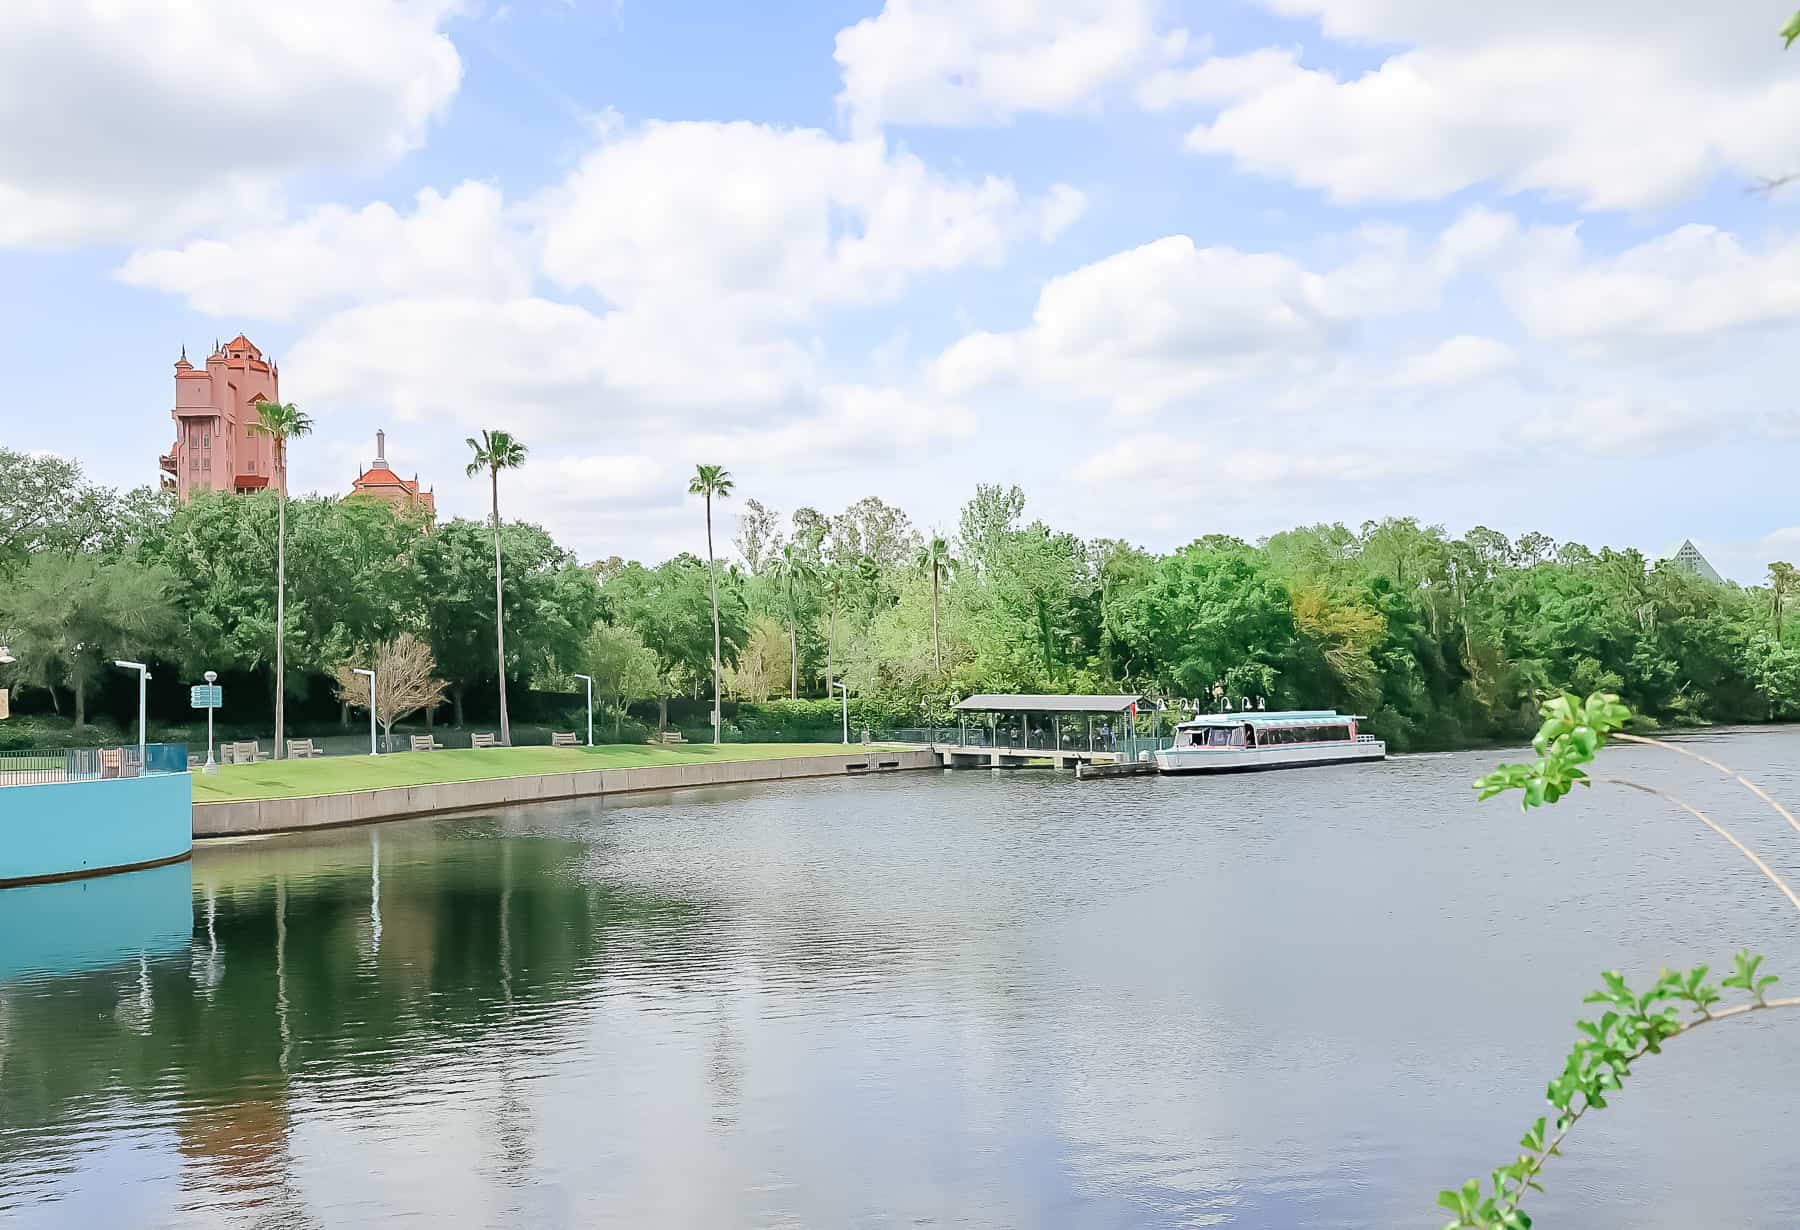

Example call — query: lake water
[5,730,1800,1228]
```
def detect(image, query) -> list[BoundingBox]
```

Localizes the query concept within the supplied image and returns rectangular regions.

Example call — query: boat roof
[1177,710,1359,728]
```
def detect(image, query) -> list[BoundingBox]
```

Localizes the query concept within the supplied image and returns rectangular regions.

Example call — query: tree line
[3,444,1798,752]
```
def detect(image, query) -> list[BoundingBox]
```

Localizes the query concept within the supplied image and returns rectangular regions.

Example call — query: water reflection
[2,735,1800,1227]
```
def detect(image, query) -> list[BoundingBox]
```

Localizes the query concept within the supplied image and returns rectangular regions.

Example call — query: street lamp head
[204,670,218,684]
[0,644,13,666]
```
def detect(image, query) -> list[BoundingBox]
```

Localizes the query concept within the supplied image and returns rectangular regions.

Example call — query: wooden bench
[410,734,444,752]
[471,732,500,749]
[100,747,124,779]
[286,738,324,759]
[225,740,264,765]
[550,732,580,747]
[654,730,687,745]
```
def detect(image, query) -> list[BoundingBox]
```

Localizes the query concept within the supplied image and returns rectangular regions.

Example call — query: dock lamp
[114,660,149,767]
[352,668,377,755]
[572,673,594,747]
[0,644,14,665]
[832,681,850,745]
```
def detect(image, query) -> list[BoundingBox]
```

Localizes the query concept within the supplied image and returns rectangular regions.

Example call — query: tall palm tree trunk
[827,596,836,695]
[706,495,722,744]
[790,623,799,698]
[491,468,511,746]
[931,567,941,672]
[275,465,287,759]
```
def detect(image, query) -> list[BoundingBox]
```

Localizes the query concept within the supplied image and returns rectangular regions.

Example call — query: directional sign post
[192,673,223,774]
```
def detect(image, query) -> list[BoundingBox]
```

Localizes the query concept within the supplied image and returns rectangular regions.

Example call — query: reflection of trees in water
[0,831,720,1212]
[0,820,947,1219]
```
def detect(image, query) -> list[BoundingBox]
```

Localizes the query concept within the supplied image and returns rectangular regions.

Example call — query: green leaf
[1785,10,1800,49]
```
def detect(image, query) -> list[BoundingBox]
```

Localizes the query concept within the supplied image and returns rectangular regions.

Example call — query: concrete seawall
[193,748,944,838]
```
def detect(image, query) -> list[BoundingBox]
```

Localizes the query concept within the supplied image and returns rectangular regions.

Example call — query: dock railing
[0,743,190,787]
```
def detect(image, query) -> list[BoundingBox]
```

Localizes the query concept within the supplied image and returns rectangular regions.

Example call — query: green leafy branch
[1474,691,1632,810]
[1440,692,1800,1227]
[1786,10,1800,49]
[1438,954,1797,1229]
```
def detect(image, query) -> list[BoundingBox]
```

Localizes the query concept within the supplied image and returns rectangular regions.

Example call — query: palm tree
[914,535,953,672]
[1770,561,1796,644]
[770,543,820,699]
[466,430,529,745]
[250,400,312,759]
[823,562,845,696]
[689,464,734,744]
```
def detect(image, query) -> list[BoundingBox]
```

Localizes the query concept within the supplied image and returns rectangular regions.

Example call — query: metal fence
[0,743,190,787]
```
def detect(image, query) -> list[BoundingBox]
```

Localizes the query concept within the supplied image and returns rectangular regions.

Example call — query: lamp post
[202,670,219,774]
[114,660,149,768]
[352,668,377,755]
[572,673,594,747]
[832,681,849,744]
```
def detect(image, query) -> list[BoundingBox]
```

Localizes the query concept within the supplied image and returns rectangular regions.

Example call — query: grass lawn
[191,742,886,803]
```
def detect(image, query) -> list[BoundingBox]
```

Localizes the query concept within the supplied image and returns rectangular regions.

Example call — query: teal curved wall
[0,859,193,980]
[0,773,193,886]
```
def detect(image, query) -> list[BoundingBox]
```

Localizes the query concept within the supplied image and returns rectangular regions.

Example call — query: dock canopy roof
[954,694,1143,713]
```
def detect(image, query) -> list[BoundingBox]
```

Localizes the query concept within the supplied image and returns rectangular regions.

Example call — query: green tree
[0,449,123,576]
[956,483,1025,576]
[0,553,178,727]
[1112,539,1299,703]
[914,535,953,674]
[688,464,734,743]
[769,542,820,698]
[579,622,662,739]
[822,561,847,694]
[1766,561,1795,644]
[415,519,597,728]
[732,498,783,575]
[603,555,745,731]
[249,400,313,759]
[465,430,529,745]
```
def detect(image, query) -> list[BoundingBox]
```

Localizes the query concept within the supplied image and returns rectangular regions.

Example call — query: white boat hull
[1154,740,1386,774]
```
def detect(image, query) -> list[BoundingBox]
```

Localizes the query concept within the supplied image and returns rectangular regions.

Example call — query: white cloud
[835,0,1189,132]
[1388,335,1516,389]
[0,0,463,249]
[117,184,530,322]
[1075,433,1438,488]
[1173,4,1800,210]
[537,454,667,502]
[933,236,1342,414]
[533,120,1084,322]
[286,296,819,434]
[689,385,976,470]
[930,223,1471,415]
[1138,47,1300,110]
[1498,223,1800,355]
[1519,394,1703,458]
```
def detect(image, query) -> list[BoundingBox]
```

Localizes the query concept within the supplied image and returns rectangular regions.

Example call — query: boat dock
[1074,759,1158,781]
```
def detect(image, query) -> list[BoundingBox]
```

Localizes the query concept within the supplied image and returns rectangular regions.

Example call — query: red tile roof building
[349,430,436,524]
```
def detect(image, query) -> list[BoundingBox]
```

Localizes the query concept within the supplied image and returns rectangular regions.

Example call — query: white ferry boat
[1153,710,1385,774]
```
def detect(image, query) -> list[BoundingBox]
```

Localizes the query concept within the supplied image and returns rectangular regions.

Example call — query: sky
[3,0,1799,582]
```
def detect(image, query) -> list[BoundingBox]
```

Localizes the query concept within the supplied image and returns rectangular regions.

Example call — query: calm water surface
[5,731,1800,1228]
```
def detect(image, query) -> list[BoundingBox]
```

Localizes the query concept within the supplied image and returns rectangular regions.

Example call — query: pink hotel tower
[159,334,285,500]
